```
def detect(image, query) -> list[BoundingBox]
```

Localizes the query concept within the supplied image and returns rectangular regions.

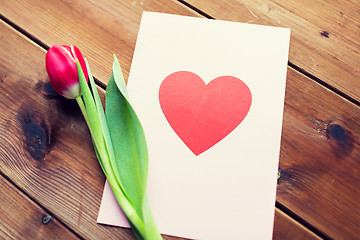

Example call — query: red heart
[159,71,252,156]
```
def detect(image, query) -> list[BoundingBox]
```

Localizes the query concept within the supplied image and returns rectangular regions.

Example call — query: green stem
[141,196,163,240]
[75,96,90,126]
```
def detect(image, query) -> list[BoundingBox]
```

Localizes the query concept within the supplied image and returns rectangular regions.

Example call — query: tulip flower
[46,44,88,99]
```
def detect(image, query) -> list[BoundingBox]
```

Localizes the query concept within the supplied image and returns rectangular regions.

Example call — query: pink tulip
[46,45,88,99]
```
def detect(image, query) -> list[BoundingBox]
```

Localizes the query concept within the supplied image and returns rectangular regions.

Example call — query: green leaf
[85,59,137,212]
[105,55,148,219]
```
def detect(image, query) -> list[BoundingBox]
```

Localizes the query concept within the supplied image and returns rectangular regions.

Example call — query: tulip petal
[45,45,88,99]
[46,45,79,98]
[62,83,80,99]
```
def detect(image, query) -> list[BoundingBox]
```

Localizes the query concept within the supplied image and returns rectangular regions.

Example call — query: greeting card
[97,11,290,240]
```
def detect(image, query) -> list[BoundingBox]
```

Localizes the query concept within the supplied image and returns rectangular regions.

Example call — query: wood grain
[0,17,320,239]
[0,20,134,240]
[0,0,200,85]
[1,0,360,239]
[0,174,79,240]
[278,67,360,239]
[183,0,360,102]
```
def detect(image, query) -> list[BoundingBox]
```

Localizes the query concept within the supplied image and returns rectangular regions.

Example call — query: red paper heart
[159,71,252,156]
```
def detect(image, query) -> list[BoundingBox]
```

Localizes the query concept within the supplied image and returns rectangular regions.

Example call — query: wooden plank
[273,209,321,240]
[182,0,360,102]
[0,17,321,239]
[1,1,360,239]
[0,0,200,85]
[0,20,134,240]
[0,174,79,240]
[278,67,360,239]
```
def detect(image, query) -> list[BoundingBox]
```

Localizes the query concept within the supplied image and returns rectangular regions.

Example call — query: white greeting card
[98,11,290,240]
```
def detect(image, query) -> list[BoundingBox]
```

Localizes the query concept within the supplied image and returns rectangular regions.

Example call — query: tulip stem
[75,96,90,126]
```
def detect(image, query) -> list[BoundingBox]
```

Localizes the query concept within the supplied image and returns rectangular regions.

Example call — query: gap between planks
[0,168,84,240]
[1,6,358,108]
[0,9,327,240]
[276,202,329,239]
[0,14,108,91]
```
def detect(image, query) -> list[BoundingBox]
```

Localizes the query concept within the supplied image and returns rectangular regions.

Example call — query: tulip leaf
[105,55,148,219]
[85,59,139,219]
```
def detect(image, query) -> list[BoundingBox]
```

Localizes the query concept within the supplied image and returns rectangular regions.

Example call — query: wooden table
[0,1,359,239]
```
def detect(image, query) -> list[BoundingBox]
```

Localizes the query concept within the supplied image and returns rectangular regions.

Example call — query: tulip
[45,46,162,239]
[46,45,88,99]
